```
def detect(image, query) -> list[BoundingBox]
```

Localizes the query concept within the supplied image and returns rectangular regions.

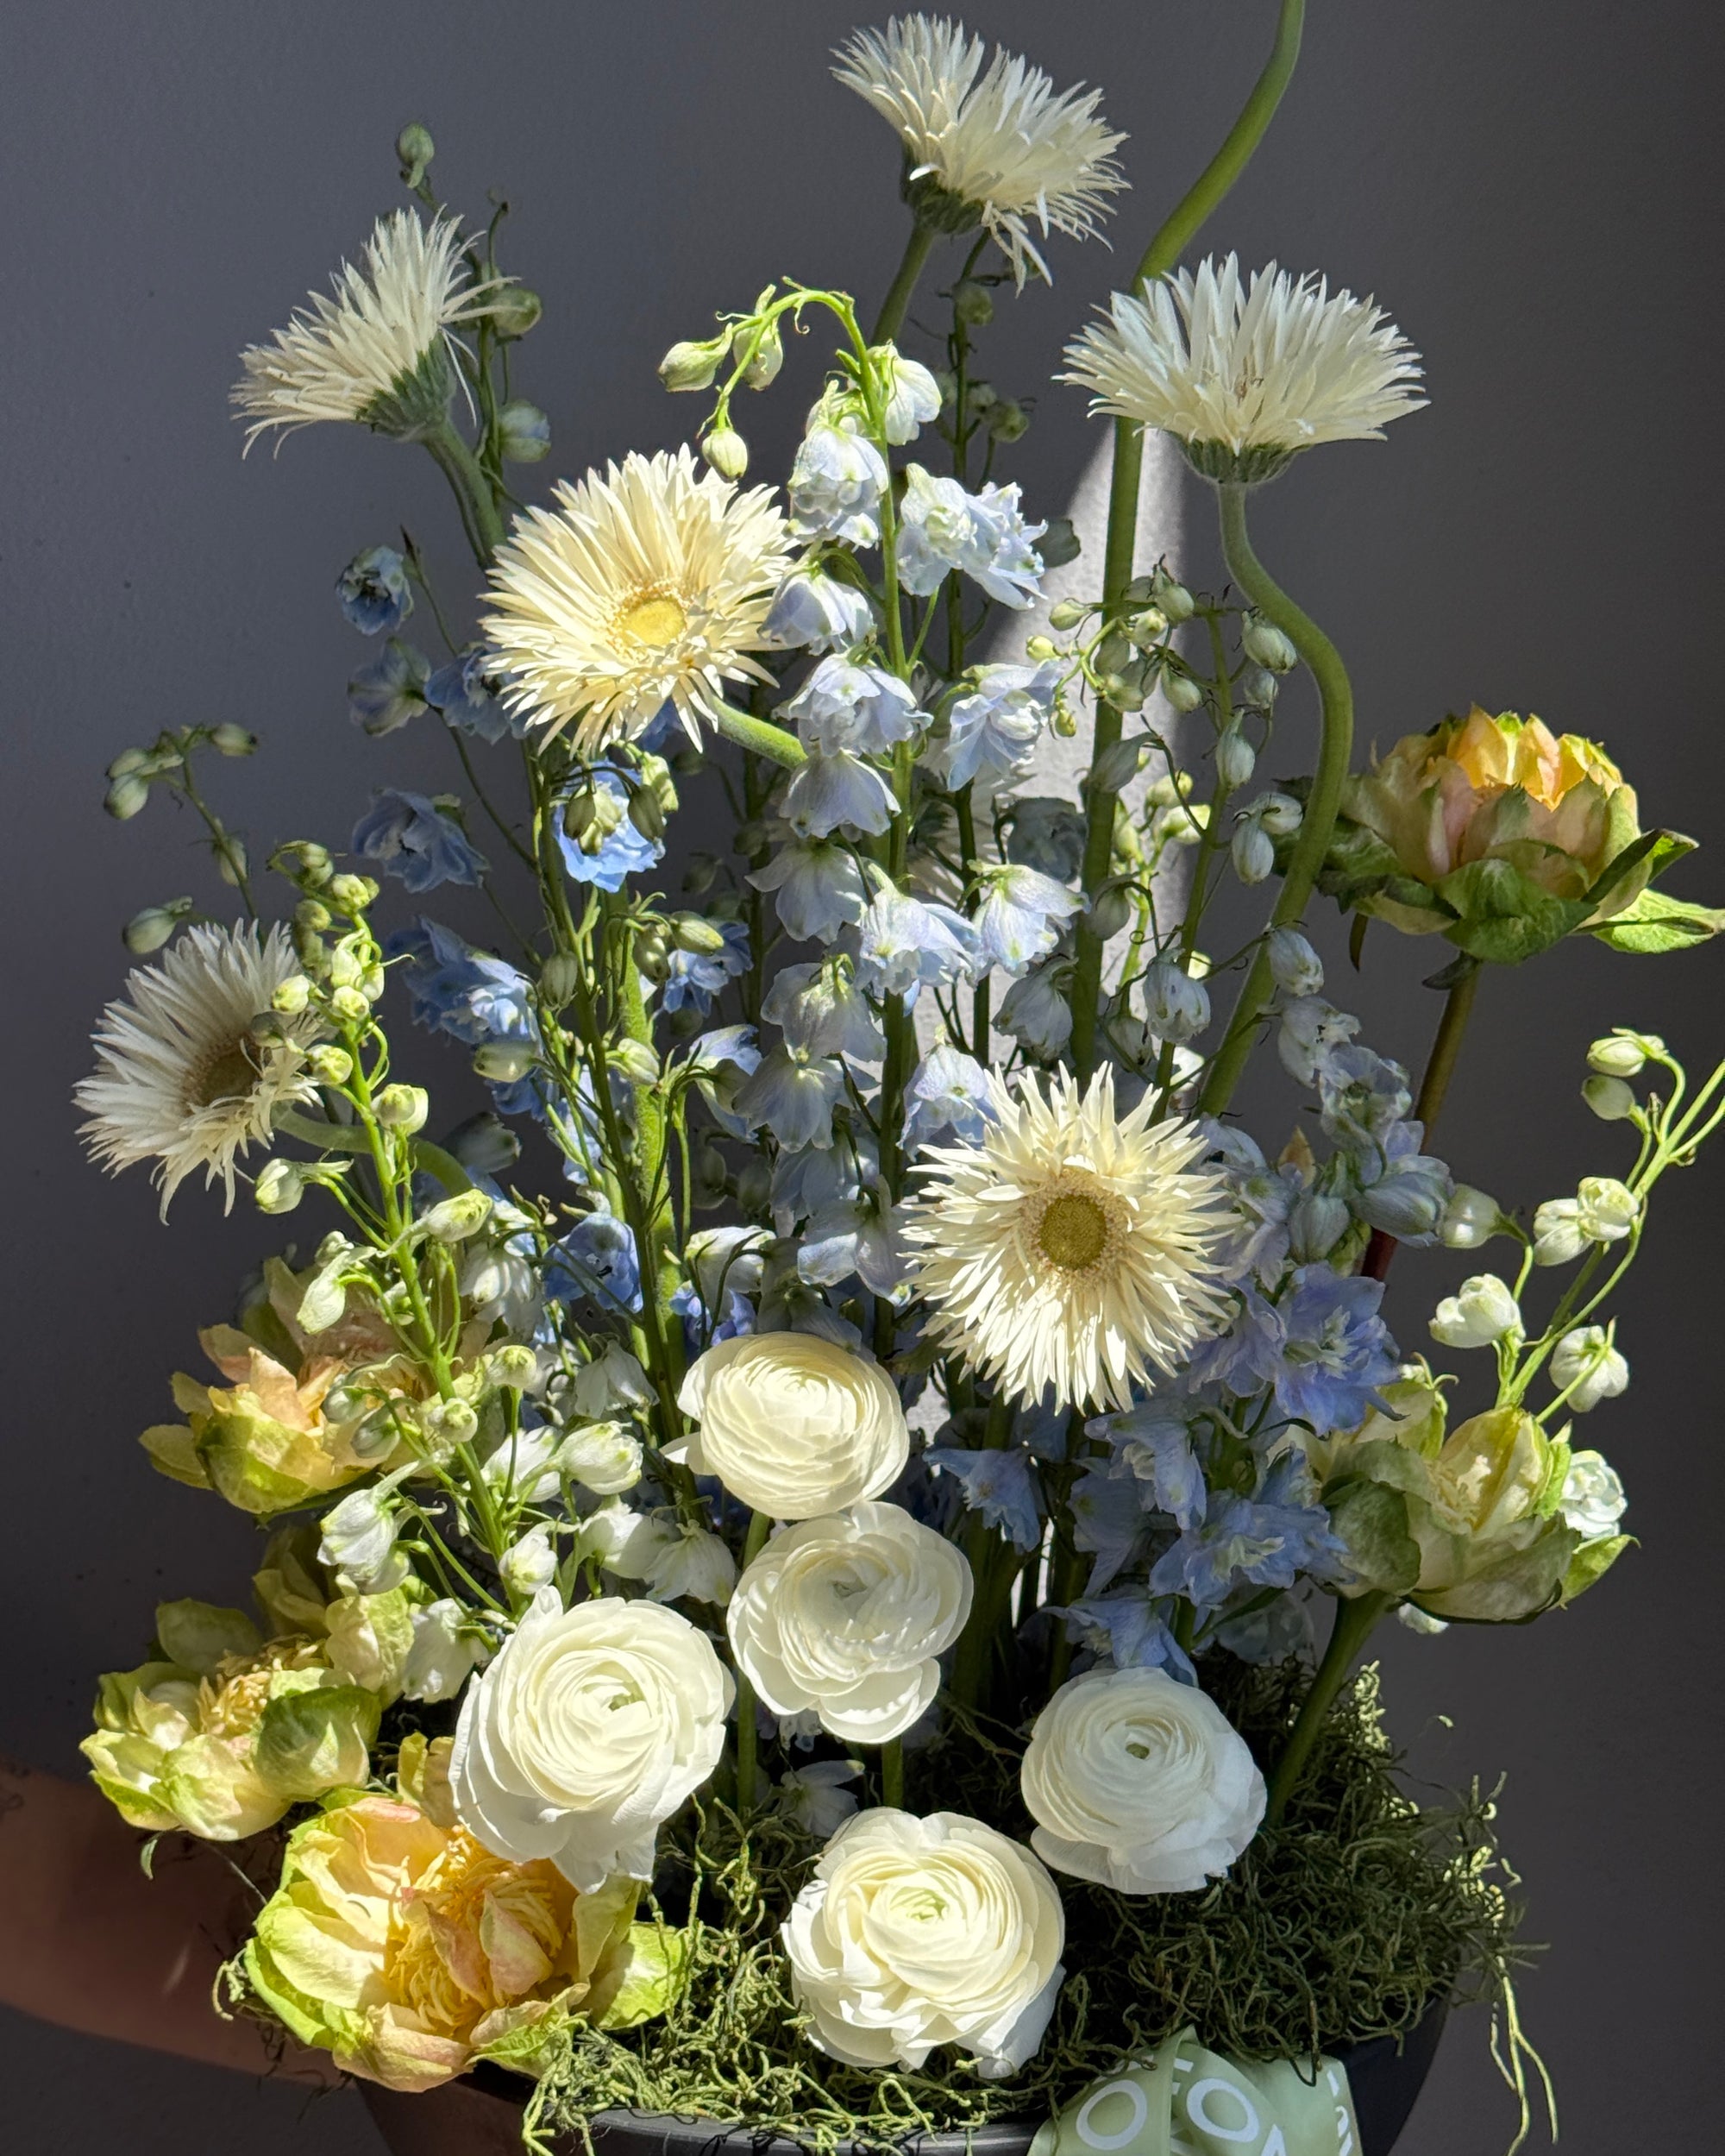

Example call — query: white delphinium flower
[498,1523,558,1598]
[1429,1274,1521,1350]
[232,211,498,447]
[902,1067,1233,1411]
[481,447,795,757]
[1062,254,1425,484]
[555,1418,644,1495]
[775,1759,863,1838]
[781,1808,1066,2077]
[727,1503,973,1743]
[874,344,944,444]
[450,1588,733,1890]
[1551,1325,1630,1411]
[605,1513,738,1607]
[401,1598,492,1706]
[75,923,320,1216]
[1020,1667,1265,1894]
[677,1332,911,1519]
[833,16,1127,285]
[1559,1449,1628,1540]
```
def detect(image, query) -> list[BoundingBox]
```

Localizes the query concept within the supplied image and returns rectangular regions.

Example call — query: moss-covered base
[531,1662,1529,2153]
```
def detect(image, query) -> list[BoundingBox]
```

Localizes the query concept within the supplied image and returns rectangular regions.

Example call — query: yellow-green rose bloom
[80,1600,384,1840]
[1337,707,1651,961]
[243,1758,676,2091]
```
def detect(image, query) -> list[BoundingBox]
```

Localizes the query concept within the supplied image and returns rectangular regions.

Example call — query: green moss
[530,1662,1531,2153]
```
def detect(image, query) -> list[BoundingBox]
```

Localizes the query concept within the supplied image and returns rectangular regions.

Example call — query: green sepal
[1412,1524,1579,1623]
[1433,857,1591,965]
[1561,1532,1634,1602]
[253,1683,380,1801]
[1326,1480,1423,1595]
[1588,888,1725,953]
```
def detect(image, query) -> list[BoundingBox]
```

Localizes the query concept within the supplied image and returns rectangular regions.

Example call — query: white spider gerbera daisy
[75,924,320,1216]
[902,1068,1233,1411]
[1061,254,1426,484]
[480,446,797,756]
[232,210,499,448]
[834,16,1126,285]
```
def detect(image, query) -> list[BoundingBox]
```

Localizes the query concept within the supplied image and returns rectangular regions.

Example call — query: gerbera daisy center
[1034,1189,1111,1272]
[615,588,688,649]
[191,1038,261,1109]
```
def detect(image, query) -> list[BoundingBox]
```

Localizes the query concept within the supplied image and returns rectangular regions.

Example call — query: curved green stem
[1068,0,1307,1075]
[1264,1589,1390,1825]
[871,218,939,345]
[710,702,806,770]
[1198,481,1354,1118]
[422,417,506,565]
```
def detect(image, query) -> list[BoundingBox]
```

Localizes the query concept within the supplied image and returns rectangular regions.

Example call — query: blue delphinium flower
[924,1445,1043,1549]
[896,467,1045,606]
[749,839,869,942]
[903,1045,994,1151]
[662,921,750,1015]
[1278,996,1360,1084]
[781,750,896,839]
[732,1047,845,1150]
[781,657,925,757]
[1070,1459,1152,1591]
[555,770,664,892]
[1149,1480,1348,1612]
[762,959,884,1064]
[762,569,875,652]
[687,1024,762,1141]
[425,646,511,743]
[942,662,1061,788]
[787,419,888,544]
[797,1197,906,1298]
[854,885,980,1002]
[1057,1595,1197,1684]
[336,545,413,636]
[1007,797,1088,883]
[1088,1406,1207,1531]
[1319,1044,1413,1152]
[672,1279,756,1355]
[388,920,535,1047]
[771,1128,878,1232]
[1205,1125,1302,1285]
[1348,1121,1452,1242]
[352,789,488,894]
[1197,1266,1399,1434]
[348,638,430,735]
[971,864,1085,975]
[546,1210,643,1314]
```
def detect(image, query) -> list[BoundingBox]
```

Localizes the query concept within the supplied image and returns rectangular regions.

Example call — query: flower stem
[1264,1588,1391,1825]
[710,701,806,770]
[871,218,939,345]
[732,1511,774,1814]
[1068,0,1308,1076]
[880,1738,905,1810]
[1363,964,1483,1280]
[1197,482,1354,1118]
[422,418,506,564]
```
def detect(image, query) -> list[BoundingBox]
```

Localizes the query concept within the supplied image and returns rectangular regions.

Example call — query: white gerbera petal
[834,16,1126,285]
[902,1067,1233,1411]
[1062,254,1426,481]
[232,210,499,447]
[480,447,797,757]
[74,923,320,1216]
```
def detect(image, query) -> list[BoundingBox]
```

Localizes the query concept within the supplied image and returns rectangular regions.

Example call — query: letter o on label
[1186,2078,1259,2144]
[1074,2078,1150,2151]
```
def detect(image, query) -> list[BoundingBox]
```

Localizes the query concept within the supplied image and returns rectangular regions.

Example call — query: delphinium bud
[659,333,732,393]
[373,1084,430,1133]
[122,900,193,955]
[1241,613,1298,672]
[499,399,550,462]
[1047,597,1088,632]
[254,1160,306,1215]
[1215,728,1255,789]
[1151,569,1195,624]
[396,122,435,187]
[486,286,543,340]
[700,426,750,479]
[474,1039,536,1083]
[1162,671,1204,713]
[211,724,257,756]
[1440,1185,1503,1248]
[1588,1033,1659,1078]
[1583,1074,1637,1122]
[953,279,994,326]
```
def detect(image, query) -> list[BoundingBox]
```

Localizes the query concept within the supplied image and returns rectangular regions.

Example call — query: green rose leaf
[1587,888,1725,953]
[590,1921,692,2031]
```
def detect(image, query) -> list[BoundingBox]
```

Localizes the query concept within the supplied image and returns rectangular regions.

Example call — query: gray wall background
[3,2,1721,2148]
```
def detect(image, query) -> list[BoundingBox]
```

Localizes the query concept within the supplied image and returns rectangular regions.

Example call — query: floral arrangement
[74,8,1725,2151]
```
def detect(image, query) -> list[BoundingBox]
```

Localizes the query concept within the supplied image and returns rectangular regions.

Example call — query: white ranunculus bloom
[676,1333,910,1519]
[727,1503,973,1743]
[1559,1449,1628,1540]
[781,1808,1065,2078]
[450,1587,732,1891]
[1020,1667,1265,1894]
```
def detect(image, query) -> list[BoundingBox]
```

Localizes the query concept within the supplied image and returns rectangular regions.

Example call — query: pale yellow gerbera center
[615,587,689,649]
[1025,1177,1122,1274]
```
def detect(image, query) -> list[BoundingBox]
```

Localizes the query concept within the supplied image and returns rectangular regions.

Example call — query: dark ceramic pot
[360,2002,1448,2156]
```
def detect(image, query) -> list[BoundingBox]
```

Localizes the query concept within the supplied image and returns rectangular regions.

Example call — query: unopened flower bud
[628,786,667,840]
[296,898,332,933]
[700,425,750,479]
[122,901,191,955]
[735,1157,772,1214]
[1025,634,1059,662]
[104,774,150,820]
[490,1344,540,1391]
[1577,1176,1639,1240]
[1289,1188,1350,1261]
[327,872,379,915]
[1232,821,1276,884]
[1090,885,1133,941]
[1126,608,1168,648]
[1142,956,1209,1041]
[1440,1184,1502,1248]
[279,840,334,888]
[611,1037,661,1084]
[1100,671,1145,712]
[1151,569,1195,624]
[658,333,731,393]
[1268,927,1324,996]
[422,1190,493,1243]
[953,279,994,325]
[673,915,727,955]
[1242,613,1298,671]
[473,1039,536,1084]
[328,985,369,1024]
[107,747,148,779]
[986,399,1028,442]
[1429,1273,1521,1349]
[1532,1198,1587,1267]
[1215,727,1256,789]
[538,952,583,1006]
[1587,1034,1654,1078]
[486,285,543,339]
[1238,667,1281,709]
[254,1160,305,1215]
[743,321,784,389]
[211,723,257,756]
[272,973,313,1015]
[420,1396,479,1452]
[1047,598,1088,632]
[1161,671,1204,713]
[499,399,550,462]
[1552,1324,1629,1412]
[306,1043,353,1086]
[373,1084,430,1133]
[499,1525,557,1599]
[1583,1074,1637,1122]
[395,121,436,186]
